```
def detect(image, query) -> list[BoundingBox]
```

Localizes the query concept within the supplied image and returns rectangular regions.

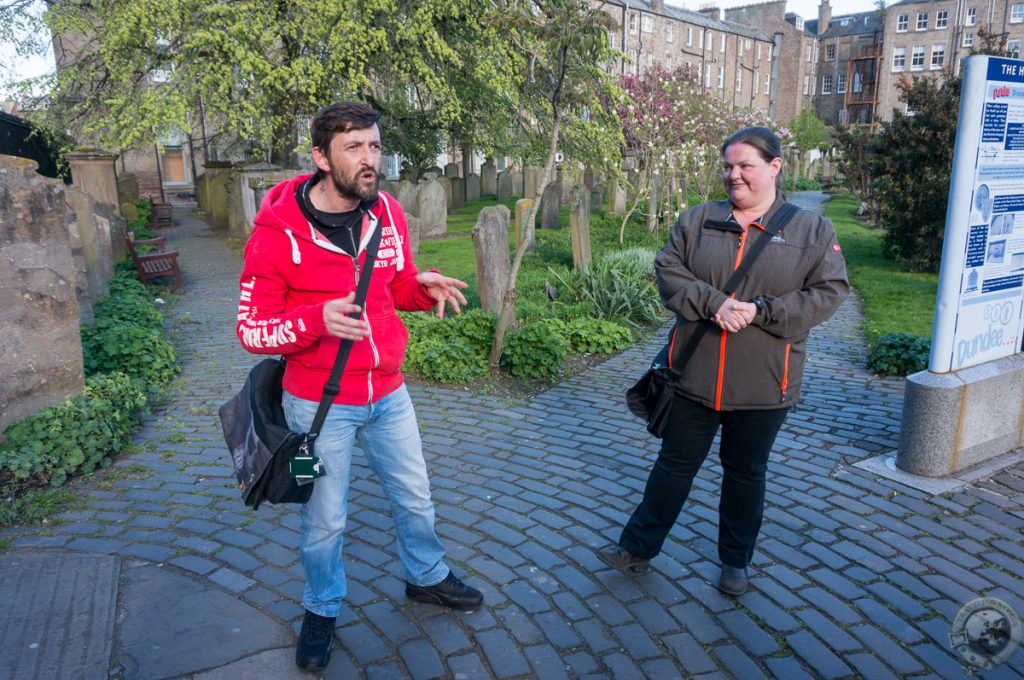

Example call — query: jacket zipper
[352,260,380,405]
[781,343,791,402]
[714,226,750,411]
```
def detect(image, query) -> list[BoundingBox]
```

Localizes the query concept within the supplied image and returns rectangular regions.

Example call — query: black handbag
[626,203,800,437]
[220,223,382,509]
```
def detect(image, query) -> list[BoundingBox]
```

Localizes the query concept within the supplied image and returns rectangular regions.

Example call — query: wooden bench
[124,230,184,290]
[151,202,174,229]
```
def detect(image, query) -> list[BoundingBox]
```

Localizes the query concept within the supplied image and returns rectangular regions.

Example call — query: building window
[765,73,770,94]
[837,73,847,93]
[822,73,833,94]
[718,65,725,89]
[853,72,863,93]
[826,44,836,61]
[667,23,674,43]
[687,26,693,46]
[963,32,974,47]
[795,16,804,30]
[1013,4,1024,23]
[736,70,742,91]
[706,31,713,49]
[608,31,616,49]
[892,47,907,70]
[917,12,928,30]
[629,11,638,33]
[911,45,926,70]
[805,44,812,61]
[803,75,810,95]
[705,63,712,87]
[931,44,945,69]
[666,55,673,69]
[721,34,726,52]
[897,14,909,31]
[642,15,653,33]
[936,10,948,28]
[754,72,760,94]
[757,43,762,60]
[966,7,977,25]
[1009,39,1022,58]
[628,49,638,72]
[151,67,172,83]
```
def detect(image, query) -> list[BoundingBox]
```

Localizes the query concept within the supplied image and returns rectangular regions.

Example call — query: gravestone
[416,174,447,238]
[591,183,605,214]
[607,177,627,215]
[117,173,140,205]
[450,176,465,211]
[399,160,416,183]
[465,173,481,203]
[425,165,443,177]
[66,186,114,322]
[481,159,497,196]
[65,150,120,213]
[200,161,233,230]
[497,171,513,201]
[471,205,513,317]
[436,175,453,213]
[0,155,85,433]
[569,185,592,271]
[524,166,544,199]
[394,180,419,217]
[541,182,562,230]
[380,179,400,197]
[444,162,460,178]
[511,169,524,197]
[406,216,421,255]
[514,198,535,252]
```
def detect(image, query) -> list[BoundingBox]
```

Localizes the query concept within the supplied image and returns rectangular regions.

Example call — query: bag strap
[668,202,801,371]
[307,215,385,438]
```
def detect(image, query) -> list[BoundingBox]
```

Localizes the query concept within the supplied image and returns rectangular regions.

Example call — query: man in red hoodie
[236,102,483,671]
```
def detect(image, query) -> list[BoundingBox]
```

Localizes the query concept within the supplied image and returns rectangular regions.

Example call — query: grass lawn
[826,193,938,342]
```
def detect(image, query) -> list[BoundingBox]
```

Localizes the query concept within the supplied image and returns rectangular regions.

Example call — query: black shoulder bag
[220,223,383,509]
[626,203,800,438]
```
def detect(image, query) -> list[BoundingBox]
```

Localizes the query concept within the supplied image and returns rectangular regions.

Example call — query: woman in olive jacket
[598,127,849,595]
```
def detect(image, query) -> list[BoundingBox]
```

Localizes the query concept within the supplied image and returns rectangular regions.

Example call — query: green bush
[91,292,165,333]
[81,324,179,384]
[867,333,931,376]
[563,317,634,354]
[502,319,568,379]
[549,260,663,328]
[599,246,657,280]
[405,336,488,383]
[0,372,148,488]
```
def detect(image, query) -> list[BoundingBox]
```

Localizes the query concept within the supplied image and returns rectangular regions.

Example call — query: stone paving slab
[3,198,1024,678]
[0,551,118,680]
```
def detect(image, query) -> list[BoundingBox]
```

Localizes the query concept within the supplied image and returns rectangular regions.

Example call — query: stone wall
[0,156,86,433]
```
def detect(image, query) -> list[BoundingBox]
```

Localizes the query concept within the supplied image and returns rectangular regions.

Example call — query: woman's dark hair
[310,102,381,152]
[721,126,785,190]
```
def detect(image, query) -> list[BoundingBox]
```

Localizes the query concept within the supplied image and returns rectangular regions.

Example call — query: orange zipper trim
[714,223,756,411]
[781,343,791,400]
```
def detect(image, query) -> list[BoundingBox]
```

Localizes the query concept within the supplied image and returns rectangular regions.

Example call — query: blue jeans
[283,385,449,618]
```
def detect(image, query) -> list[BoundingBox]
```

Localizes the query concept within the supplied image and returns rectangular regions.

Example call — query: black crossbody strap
[669,202,801,371]
[308,216,384,437]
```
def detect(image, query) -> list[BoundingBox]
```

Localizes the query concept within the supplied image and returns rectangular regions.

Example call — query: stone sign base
[896,353,1024,477]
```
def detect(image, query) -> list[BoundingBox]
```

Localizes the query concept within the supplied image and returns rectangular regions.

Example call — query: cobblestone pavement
[5,195,1024,679]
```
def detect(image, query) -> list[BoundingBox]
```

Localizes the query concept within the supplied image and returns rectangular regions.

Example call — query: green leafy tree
[788,108,830,179]
[486,0,624,372]
[6,0,516,166]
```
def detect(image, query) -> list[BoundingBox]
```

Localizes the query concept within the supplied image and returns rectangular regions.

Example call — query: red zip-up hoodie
[236,174,435,405]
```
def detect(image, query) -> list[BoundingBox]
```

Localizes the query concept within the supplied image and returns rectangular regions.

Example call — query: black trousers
[619,394,790,568]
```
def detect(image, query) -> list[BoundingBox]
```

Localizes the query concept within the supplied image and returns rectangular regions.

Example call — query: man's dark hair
[310,102,382,152]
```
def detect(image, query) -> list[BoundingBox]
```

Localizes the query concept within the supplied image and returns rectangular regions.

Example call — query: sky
[2,0,884,100]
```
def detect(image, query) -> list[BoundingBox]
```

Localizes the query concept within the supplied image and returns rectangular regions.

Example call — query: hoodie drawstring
[284,229,301,265]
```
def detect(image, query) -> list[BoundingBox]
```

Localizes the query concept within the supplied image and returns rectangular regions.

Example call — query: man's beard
[327,162,379,203]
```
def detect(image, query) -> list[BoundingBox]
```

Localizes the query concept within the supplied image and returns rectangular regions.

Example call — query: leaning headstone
[416,174,447,238]
[444,162,460,178]
[481,159,497,196]
[406,216,421,255]
[541,182,562,230]
[394,180,418,217]
[569,185,592,271]
[511,169,524,197]
[471,205,513,317]
[67,186,113,320]
[514,198,535,252]
[465,173,481,203]
[436,175,453,213]
[65,150,120,213]
[0,155,84,433]
[450,176,465,211]
[497,171,513,201]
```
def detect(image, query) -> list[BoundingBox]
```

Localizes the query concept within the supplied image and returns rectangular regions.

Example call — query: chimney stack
[698,5,722,21]
[818,0,832,31]
[651,0,665,13]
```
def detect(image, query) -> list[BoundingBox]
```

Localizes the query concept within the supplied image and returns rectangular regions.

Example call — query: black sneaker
[405,572,484,611]
[596,545,652,575]
[719,564,749,596]
[295,609,335,670]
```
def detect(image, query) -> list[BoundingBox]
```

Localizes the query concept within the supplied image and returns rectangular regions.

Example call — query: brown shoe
[596,545,651,575]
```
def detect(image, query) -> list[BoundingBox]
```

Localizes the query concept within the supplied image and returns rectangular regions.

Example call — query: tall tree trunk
[488,118,561,372]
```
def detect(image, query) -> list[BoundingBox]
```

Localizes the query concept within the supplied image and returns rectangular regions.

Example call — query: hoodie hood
[252,173,405,270]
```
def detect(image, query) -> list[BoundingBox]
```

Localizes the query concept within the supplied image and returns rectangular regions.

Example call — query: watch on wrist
[752,296,765,314]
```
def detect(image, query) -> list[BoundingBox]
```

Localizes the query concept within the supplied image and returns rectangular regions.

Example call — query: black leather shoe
[596,545,651,575]
[295,609,335,670]
[719,565,749,596]
[406,572,483,611]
